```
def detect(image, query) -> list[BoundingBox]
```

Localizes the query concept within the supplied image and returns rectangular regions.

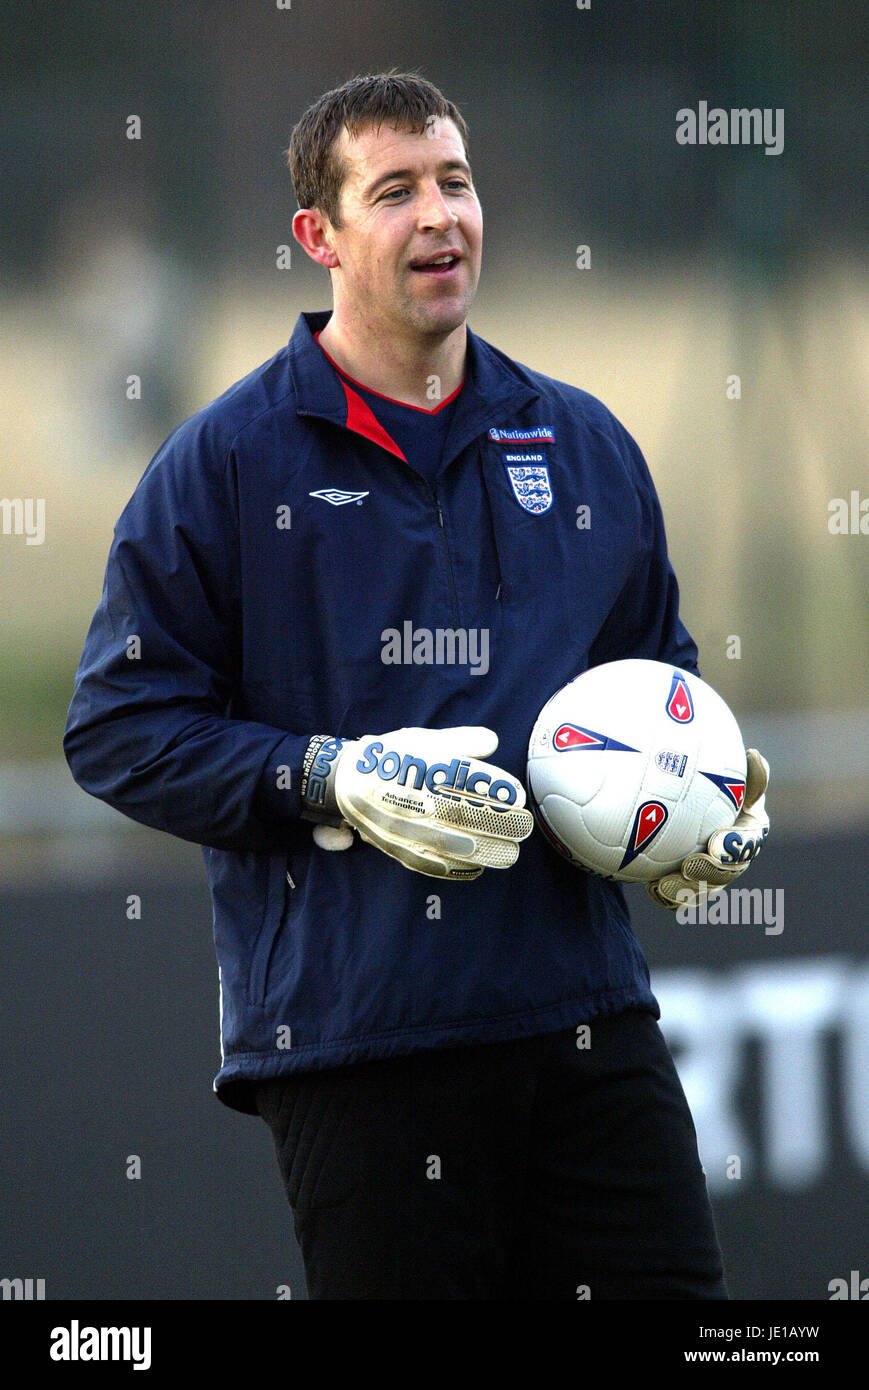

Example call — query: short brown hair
[288,71,470,227]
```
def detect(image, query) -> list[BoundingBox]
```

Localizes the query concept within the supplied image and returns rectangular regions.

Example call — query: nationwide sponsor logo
[355,740,518,808]
[619,800,669,868]
[554,724,638,753]
[656,749,689,777]
[309,488,369,506]
[666,671,695,723]
[488,426,555,443]
[505,463,553,514]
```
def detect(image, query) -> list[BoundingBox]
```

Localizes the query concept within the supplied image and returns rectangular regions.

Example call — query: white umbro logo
[309,488,369,506]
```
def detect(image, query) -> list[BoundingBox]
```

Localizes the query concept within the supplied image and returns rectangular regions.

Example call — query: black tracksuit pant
[255,1009,728,1300]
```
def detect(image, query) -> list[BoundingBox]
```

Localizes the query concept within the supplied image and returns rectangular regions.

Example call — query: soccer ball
[526,660,747,882]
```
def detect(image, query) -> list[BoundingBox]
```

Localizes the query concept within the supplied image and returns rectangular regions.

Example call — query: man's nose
[415,182,459,231]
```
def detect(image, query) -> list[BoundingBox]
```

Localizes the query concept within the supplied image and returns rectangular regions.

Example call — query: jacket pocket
[247,851,294,1006]
[483,440,641,652]
[483,443,581,645]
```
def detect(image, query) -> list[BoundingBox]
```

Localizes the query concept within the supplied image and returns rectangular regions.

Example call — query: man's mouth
[409,253,462,277]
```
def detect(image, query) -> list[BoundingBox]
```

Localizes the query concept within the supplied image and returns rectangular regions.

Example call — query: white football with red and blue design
[526,660,747,882]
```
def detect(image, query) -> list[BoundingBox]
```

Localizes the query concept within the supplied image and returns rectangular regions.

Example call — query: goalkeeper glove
[647,747,770,909]
[299,727,534,880]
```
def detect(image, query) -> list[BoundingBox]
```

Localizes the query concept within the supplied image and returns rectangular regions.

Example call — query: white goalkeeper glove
[299,727,534,880]
[647,748,770,910]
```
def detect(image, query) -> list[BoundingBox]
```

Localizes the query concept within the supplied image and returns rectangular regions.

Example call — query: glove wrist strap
[300,735,345,826]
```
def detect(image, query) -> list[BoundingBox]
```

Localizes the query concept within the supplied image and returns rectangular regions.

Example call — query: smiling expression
[318,117,483,342]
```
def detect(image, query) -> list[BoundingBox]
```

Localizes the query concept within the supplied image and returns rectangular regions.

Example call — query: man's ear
[292,208,340,269]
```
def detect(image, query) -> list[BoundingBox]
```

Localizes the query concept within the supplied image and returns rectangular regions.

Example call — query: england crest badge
[503,456,553,515]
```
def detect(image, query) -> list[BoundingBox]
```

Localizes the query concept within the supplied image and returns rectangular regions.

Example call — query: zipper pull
[286,869,296,890]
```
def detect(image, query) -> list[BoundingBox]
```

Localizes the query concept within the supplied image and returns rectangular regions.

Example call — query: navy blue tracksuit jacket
[64,309,698,1114]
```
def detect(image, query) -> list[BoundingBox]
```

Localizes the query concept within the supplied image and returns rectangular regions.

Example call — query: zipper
[431,482,461,624]
[478,442,505,605]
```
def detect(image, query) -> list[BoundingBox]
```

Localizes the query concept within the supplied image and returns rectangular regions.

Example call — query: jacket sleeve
[586,421,700,676]
[63,415,310,853]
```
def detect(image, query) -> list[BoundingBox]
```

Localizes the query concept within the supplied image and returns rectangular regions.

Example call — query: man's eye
[443,180,468,192]
[381,188,407,200]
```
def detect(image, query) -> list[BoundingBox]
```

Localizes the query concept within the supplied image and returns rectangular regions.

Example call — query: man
[64,72,769,1300]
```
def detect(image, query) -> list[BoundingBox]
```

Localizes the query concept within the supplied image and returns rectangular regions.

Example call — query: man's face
[322,117,483,341]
